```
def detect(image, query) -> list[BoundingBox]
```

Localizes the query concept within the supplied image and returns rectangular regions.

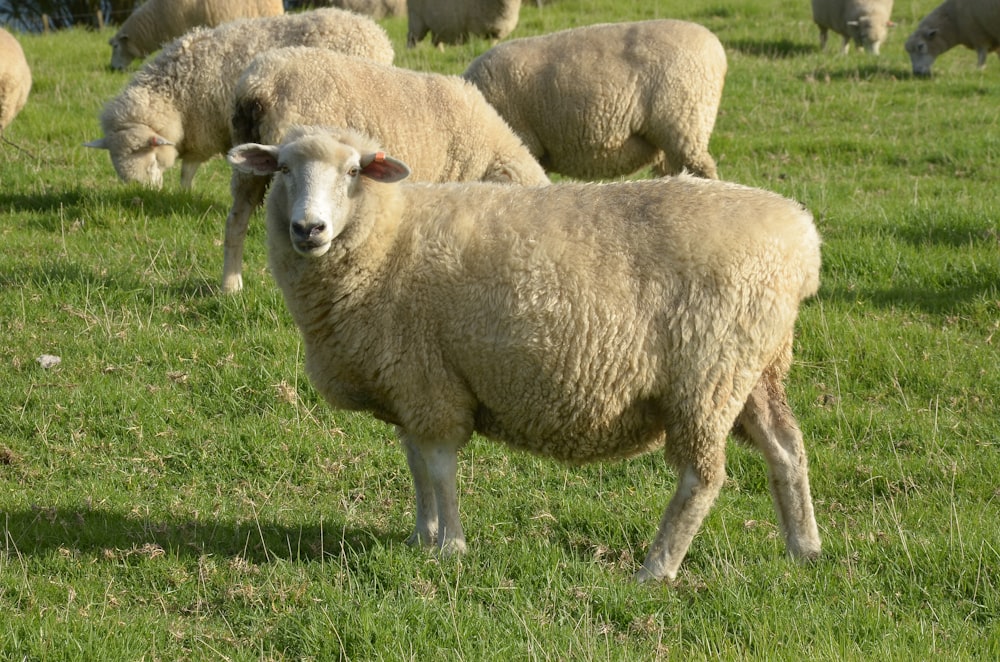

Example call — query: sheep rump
[108,0,284,70]
[462,20,726,180]
[220,46,548,294]
[227,125,823,582]
[0,28,31,132]
[905,0,1000,75]
[87,9,394,191]
[811,0,895,55]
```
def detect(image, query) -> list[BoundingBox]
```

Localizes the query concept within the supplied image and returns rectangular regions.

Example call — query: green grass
[2,0,999,659]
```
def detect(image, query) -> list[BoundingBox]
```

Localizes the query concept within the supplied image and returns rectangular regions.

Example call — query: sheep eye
[348,166,360,177]
[278,164,290,175]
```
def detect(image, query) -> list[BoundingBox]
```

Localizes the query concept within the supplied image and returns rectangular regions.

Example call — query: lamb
[462,20,726,180]
[905,0,1000,75]
[86,9,394,190]
[0,27,31,133]
[226,125,823,582]
[407,0,521,47]
[811,0,895,55]
[220,46,549,294]
[320,0,407,19]
[108,0,284,71]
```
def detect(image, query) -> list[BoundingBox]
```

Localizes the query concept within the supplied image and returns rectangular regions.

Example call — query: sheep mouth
[292,239,332,257]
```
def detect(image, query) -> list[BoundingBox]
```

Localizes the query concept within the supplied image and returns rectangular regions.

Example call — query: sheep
[407,0,521,47]
[220,46,549,294]
[905,0,1000,75]
[108,0,284,71]
[86,9,394,191]
[811,0,895,55]
[0,27,31,133]
[317,0,407,19]
[226,125,823,582]
[462,20,726,181]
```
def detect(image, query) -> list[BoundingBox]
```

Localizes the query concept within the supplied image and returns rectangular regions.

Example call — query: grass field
[2,0,998,659]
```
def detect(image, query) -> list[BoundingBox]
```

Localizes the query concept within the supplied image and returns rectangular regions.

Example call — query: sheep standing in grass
[0,28,31,133]
[227,125,823,582]
[220,46,548,294]
[811,0,895,55]
[905,0,1000,75]
[86,9,394,190]
[108,0,284,71]
[462,20,726,180]
[407,0,521,47]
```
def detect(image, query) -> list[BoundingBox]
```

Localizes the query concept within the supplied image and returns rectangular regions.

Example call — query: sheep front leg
[402,436,467,555]
[636,461,725,583]
[402,434,439,547]
[736,378,821,561]
[221,172,270,294]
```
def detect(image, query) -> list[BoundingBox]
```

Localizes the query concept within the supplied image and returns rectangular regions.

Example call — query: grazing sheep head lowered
[85,128,177,190]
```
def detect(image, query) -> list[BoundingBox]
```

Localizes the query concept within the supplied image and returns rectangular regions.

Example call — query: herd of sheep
[0,0,996,582]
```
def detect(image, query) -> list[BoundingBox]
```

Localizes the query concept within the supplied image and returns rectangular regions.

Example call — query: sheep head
[85,127,177,190]
[227,127,410,258]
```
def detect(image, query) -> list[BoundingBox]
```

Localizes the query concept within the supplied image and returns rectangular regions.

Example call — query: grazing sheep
[318,0,407,19]
[220,46,548,294]
[227,125,823,582]
[462,20,726,180]
[108,0,284,71]
[905,0,1000,75]
[811,0,895,55]
[0,28,31,133]
[407,0,521,47]
[86,9,394,190]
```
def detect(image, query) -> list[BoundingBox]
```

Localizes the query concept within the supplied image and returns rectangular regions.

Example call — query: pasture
[1,0,998,658]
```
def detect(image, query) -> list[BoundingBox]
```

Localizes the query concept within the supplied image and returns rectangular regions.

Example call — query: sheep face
[846,17,888,54]
[227,130,410,257]
[108,34,138,71]
[905,28,944,76]
[85,126,177,189]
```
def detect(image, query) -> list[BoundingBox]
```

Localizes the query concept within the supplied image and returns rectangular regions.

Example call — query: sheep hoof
[438,539,467,557]
[405,531,437,548]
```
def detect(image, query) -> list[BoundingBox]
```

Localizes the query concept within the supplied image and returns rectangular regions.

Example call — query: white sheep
[0,27,32,133]
[811,0,895,55]
[320,0,407,19]
[407,0,520,47]
[108,0,284,71]
[219,46,549,294]
[227,125,823,582]
[86,9,394,190]
[462,20,726,180]
[905,0,1000,75]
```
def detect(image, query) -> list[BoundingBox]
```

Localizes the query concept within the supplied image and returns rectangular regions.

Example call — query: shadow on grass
[0,185,225,232]
[2,506,394,565]
[727,38,815,59]
[821,278,998,314]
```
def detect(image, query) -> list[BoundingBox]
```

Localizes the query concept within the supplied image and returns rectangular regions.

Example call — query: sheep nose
[291,218,328,244]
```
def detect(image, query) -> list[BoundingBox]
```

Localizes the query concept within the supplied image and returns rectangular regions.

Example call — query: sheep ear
[227,143,280,176]
[84,138,109,150]
[148,135,174,147]
[360,151,410,183]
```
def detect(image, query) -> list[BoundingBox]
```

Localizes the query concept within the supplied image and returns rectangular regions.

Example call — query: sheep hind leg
[635,458,726,583]
[401,434,467,555]
[734,374,821,561]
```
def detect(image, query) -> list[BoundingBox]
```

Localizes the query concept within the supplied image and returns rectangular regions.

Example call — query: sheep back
[321,0,407,19]
[407,0,521,47]
[462,20,726,180]
[93,9,394,188]
[231,47,548,186]
[0,27,31,132]
[109,0,285,70]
